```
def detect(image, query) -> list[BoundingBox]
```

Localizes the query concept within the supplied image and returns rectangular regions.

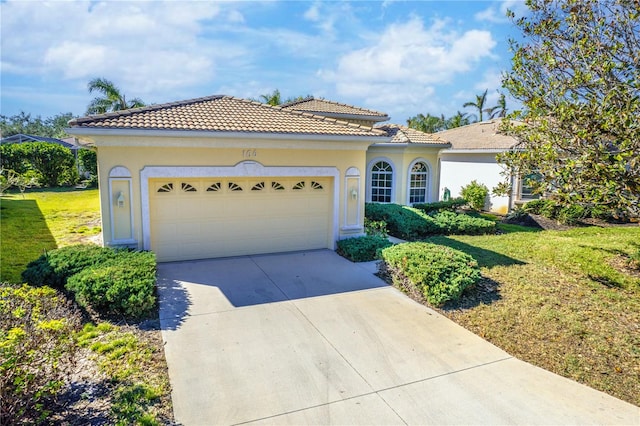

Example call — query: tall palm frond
[463,89,489,122]
[86,78,145,115]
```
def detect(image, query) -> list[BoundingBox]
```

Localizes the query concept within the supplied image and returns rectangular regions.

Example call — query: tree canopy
[499,0,640,217]
[86,78,145,115]
[0,112,75,139]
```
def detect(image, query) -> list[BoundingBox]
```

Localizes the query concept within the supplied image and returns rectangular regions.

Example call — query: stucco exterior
[93,134,372,255]
[438,151,511,214]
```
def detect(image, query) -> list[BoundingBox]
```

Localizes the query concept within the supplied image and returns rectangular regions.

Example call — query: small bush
[65,251,157,319]
[432,211,496,235]
[460,180,489,211]
[413,197,466,213]
[336,236,393,262]
[364,217,388,237]
[557,204,588,225]
[22,245,118,289]
[380,242,481,307]
[0,284,82,424]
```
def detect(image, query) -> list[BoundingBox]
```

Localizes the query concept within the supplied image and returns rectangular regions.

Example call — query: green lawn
[0,188,100,283]
[425,226,640,406]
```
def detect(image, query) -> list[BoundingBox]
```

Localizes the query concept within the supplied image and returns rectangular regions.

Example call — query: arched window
[409,161,429,204]
[370,161,393,203]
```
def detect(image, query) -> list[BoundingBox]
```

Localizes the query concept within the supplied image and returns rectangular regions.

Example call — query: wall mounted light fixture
[116,191,125,208]
[350,187,358,200]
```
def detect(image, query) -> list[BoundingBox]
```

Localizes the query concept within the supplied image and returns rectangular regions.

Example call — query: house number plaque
[242,149,258,158]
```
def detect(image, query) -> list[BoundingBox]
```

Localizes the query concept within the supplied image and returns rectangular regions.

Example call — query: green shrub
[460,180,489,211]
[431,211,496,235]
[336,236,393,262]
[22,245,119,289]
[364,217,388,237]
[521,199,547,215]
[0,142,77,187]
[365,203,439,240]
[380,242,481,307]
[557,204,588,225]
[413,197,466,213]
[65,251,157,319]
[0,284,82,424]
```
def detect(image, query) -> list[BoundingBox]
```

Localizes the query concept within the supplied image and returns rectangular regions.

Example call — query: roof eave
[371,142,451,148]
[65,127,389,144]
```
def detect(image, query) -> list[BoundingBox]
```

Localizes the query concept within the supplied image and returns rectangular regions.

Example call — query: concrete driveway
[157,250,639,425]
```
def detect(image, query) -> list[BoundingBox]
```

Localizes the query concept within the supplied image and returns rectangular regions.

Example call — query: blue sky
[0,0,528,125]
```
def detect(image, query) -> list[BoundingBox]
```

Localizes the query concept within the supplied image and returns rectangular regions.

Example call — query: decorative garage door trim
[139,161,340,252]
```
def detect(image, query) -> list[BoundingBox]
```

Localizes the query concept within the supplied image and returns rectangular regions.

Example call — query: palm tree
[407,113,446,133]
[86,78,145,115]
[259,89,283,106]
[484,92,508,119]
[446,111,471,129]
[463,89,489,122]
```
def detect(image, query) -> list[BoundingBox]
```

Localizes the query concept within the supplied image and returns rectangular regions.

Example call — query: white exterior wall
[439,152,510,214]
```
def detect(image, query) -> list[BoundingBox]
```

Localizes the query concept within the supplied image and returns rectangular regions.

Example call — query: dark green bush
[65,251,157,319]
[365,203,495,239]
[365,203,439,240]
[0,284,82,424]
[0,142,77,187]
[460,180,489,211]
[336,236,393,262]
[22,245,118,289]
[431,211,496,235]
[413,197,466,213]
[557,204,588,225]
[380,242,481,307]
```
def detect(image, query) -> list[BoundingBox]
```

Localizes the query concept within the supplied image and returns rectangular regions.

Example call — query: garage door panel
[150,177,333,261]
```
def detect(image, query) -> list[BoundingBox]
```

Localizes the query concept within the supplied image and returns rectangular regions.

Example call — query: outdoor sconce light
[116,191,125,208]
[350,187,358,200]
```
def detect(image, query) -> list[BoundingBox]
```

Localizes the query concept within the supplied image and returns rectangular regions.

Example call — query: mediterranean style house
[67,95,521,262]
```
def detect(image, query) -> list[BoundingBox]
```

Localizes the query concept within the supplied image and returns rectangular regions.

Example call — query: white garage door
[149,177,333,262]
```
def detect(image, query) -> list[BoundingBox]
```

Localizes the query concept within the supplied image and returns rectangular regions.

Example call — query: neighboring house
[66,95,512,262]
[435,120,522,214]
[0,133,82,153]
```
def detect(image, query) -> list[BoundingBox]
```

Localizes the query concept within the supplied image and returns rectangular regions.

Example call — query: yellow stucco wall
[366,145,441,205]
[93,135,371,249]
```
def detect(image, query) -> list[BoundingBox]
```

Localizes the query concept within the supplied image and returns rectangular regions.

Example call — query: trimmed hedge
[380,242,480,306]
[413,197,466,213]
[22,245,119,289]
[336,236,393,262]
[365,203,495,240]
[22,245,157,320]
[66,251,157,319]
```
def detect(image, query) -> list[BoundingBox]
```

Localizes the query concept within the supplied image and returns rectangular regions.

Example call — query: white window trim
[140,161,340,251]
[366,157,396,203]
[406,158,433,205]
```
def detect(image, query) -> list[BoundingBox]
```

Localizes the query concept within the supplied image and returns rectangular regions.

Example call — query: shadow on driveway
[156,250,388,331]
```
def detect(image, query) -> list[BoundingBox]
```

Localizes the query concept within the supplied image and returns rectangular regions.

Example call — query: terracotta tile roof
[68,95,388,138]
[281,97,389,122]
[436,120,519,150]
[376,124,451,146]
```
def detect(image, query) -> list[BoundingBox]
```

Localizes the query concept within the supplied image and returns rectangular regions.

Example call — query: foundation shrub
[380,242,481,307]
[365,203,439,240]
[431,211,496,235]
[21,245,118,289]
[336,236,393,262]
[413,197,466,213]
[65,251,157,319]
[0,284,82,424]
[364,217,388,237]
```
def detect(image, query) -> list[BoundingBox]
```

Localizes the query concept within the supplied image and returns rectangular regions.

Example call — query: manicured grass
[0,188,100,283]
[425,226,640,406]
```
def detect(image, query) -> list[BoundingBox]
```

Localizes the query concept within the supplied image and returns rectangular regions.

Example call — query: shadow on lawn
[0,198,57,283]
[424,236,526,268]
[422,236,527,310]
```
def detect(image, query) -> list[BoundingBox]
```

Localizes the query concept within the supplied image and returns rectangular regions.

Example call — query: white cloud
[475,0,528,23]
[0,0,236,102]
[321,16,497,121]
